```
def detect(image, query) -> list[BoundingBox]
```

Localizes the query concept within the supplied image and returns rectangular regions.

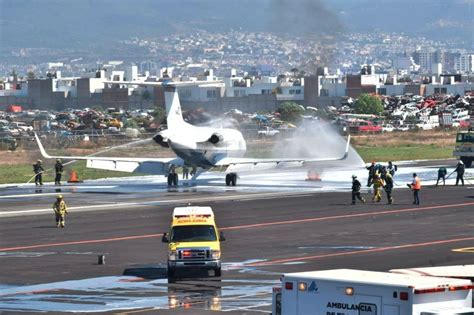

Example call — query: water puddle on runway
[0,275,277,313]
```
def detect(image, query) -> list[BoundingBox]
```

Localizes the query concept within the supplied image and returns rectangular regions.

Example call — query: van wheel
[167,268,176,280]
[172,173,178,186]
[225,174,231,186]
[214,267,221,277]
[167,175,173,186]
[231,173,237,186]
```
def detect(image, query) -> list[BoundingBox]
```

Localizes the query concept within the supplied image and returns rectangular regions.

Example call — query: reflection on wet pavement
[0,275,277,313]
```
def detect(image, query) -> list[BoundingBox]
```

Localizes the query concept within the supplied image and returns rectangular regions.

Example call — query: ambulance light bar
[414,287,445,294]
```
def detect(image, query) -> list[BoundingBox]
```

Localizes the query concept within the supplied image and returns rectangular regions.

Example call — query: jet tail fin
[35,133,54,159]
[164,89,186,130]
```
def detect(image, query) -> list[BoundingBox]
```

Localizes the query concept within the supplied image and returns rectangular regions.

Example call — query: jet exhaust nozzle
[153,134,169,148]
[209,133,223,144]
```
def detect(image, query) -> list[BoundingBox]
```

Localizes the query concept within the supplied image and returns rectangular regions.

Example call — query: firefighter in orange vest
[407,173,421,205]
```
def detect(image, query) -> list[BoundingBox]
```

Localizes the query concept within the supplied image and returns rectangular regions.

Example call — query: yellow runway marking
[452,247,474,253]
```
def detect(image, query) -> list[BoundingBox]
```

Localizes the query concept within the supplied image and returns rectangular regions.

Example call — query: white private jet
[35,82,350,186]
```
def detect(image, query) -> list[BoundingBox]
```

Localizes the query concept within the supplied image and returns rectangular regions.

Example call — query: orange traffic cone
[67,170,83,183]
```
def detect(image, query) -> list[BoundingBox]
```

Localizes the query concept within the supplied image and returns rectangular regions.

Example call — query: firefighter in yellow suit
[53,195,68,227]
[372,174,385,203]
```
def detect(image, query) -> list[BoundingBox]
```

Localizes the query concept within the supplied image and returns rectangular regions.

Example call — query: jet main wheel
[168,173,179,186]
[225,173,237,186]
[230,173,237,186]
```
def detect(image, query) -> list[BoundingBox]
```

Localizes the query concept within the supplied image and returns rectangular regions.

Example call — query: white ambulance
[272,269,474,315]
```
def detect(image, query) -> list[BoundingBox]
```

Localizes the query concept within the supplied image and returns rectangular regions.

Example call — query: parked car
[9,122,33,132]
[415,121,434,130]
[349,121,382,133]
[397,125,410,131]
[0,135,17,151]
[382,124,395,132]
[257,126,280,137]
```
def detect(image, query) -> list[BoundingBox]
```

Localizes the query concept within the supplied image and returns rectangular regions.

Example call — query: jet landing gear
[225,173,237,186]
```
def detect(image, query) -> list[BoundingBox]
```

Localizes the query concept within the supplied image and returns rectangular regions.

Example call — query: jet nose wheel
[225,173,237,186]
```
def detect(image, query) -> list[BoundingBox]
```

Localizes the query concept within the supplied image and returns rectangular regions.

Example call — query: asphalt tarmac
[1,162,473,314]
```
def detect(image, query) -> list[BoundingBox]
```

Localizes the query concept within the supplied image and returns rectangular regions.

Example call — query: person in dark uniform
[182,165,189,179]
[454,161,465,186]
[190,165,197,177]
[387,161,397,177]
[351,175,366,205]
[33,159,44,186]
[384,173,394,204]
[380,166,387,181]
[366,161,376,187]
[55,159,64,185]
[435,166,447,186]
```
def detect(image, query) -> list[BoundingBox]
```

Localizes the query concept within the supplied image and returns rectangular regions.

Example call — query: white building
[413,49,440,73]
[124,65,138,81]
[454,54,474,73]
[392,55,419,74]
[319,75,346,97]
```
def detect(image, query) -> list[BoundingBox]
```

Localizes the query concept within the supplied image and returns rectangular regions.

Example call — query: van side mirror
[161,233,169,243]
[219,231,226,241]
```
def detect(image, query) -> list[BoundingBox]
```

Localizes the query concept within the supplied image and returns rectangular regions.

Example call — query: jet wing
[34,133,183,175]
[214,135,351,167]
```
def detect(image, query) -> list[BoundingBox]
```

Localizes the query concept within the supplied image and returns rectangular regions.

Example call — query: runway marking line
[219,201,474,231]
[247,236,474,267]
[452,247,474,253]
[1,201,473,252]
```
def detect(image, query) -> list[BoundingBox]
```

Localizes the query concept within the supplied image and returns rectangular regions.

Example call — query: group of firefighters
[352,160,468,205]
[33,159,64,186]
[352,161,398,205]
[436,160,466,186]
[30,157,469,227]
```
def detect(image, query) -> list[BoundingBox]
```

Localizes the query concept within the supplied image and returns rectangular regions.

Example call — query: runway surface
[1,160,473,314]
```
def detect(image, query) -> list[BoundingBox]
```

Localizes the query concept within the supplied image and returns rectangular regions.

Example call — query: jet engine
[208,133,223,145]
[153,133,169,148]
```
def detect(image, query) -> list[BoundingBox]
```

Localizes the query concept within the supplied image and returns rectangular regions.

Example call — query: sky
[0,0,472,48]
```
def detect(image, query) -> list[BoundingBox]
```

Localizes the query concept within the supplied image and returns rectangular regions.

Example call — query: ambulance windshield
[170,225,217,242]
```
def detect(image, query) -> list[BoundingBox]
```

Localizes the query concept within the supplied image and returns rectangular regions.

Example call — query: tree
[354,94,384,115]
[123,118,138,129]
[151,107,166,124]
[277,102,305,123]
[27,71,35,79]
